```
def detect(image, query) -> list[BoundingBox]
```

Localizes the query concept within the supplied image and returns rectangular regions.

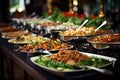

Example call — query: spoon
[37,48,52,55]
[95,21,107,32]
[76,19,89,31]
[76,66,113,75]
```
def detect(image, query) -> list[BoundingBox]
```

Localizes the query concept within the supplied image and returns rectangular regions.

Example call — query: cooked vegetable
[35,50,111,71]
[91,34,120,43]
[60,27,106,36]
[79,56,110,67]
[18,39,72,53]
[35,55,74,71]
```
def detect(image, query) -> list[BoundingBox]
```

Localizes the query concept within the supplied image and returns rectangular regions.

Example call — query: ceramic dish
[19,45,73,53]
[87,33,120,45]
[30,51,116,77]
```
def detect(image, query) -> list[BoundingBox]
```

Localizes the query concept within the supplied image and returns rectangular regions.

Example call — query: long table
[0,33,119,80]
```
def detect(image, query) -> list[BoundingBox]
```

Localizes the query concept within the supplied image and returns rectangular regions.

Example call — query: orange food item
[51,50,90,65]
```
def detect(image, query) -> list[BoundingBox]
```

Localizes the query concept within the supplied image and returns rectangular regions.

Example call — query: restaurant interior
[0,0,120,80]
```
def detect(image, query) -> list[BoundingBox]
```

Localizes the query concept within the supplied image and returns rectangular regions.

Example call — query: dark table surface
[0,33,120,80]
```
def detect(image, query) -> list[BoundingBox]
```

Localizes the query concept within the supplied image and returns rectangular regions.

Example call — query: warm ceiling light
[73,0,78,6]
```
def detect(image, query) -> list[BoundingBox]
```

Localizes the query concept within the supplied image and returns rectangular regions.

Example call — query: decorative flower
[80,14,86,19]
[91,14,97,19]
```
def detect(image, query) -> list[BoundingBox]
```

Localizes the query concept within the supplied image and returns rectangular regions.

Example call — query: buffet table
[1,14,120,79]
[0,31,118,80]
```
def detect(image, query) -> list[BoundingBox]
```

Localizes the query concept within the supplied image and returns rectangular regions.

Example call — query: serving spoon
[72,19,88,36]
[75,65,113,75]
[95,20,107,32]
[75,19,89,31]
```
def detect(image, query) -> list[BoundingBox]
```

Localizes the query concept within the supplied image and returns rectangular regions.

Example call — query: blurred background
[0,1,120,80]
[0,0,120,29]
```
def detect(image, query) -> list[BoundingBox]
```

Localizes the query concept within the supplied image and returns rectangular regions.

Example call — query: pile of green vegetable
[35,55,110,71]
[44,8,111,30]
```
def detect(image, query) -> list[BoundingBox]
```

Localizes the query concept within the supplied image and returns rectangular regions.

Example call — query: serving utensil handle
[76,19,88,31]
[86,66,113,75]
[95,21,107,32]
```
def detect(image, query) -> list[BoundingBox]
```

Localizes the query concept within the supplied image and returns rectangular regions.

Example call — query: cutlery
[95,21,107,32]
[75,19,89,31]
[75,65,113,75]
[36,48,52,55]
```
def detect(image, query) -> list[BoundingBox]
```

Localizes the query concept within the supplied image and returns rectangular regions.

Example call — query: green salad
[35,55,111,71]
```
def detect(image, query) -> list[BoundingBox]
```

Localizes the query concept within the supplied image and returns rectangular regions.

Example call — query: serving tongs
[74,65,113,75]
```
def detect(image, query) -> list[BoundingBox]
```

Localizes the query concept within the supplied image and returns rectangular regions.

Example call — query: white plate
[1,35,16,39]
[48,45,73,52]
[30,51,116,73]
[19,45,73,54]
[8,39,31,44]
[87,33,120,45]
[1,30,29,39]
